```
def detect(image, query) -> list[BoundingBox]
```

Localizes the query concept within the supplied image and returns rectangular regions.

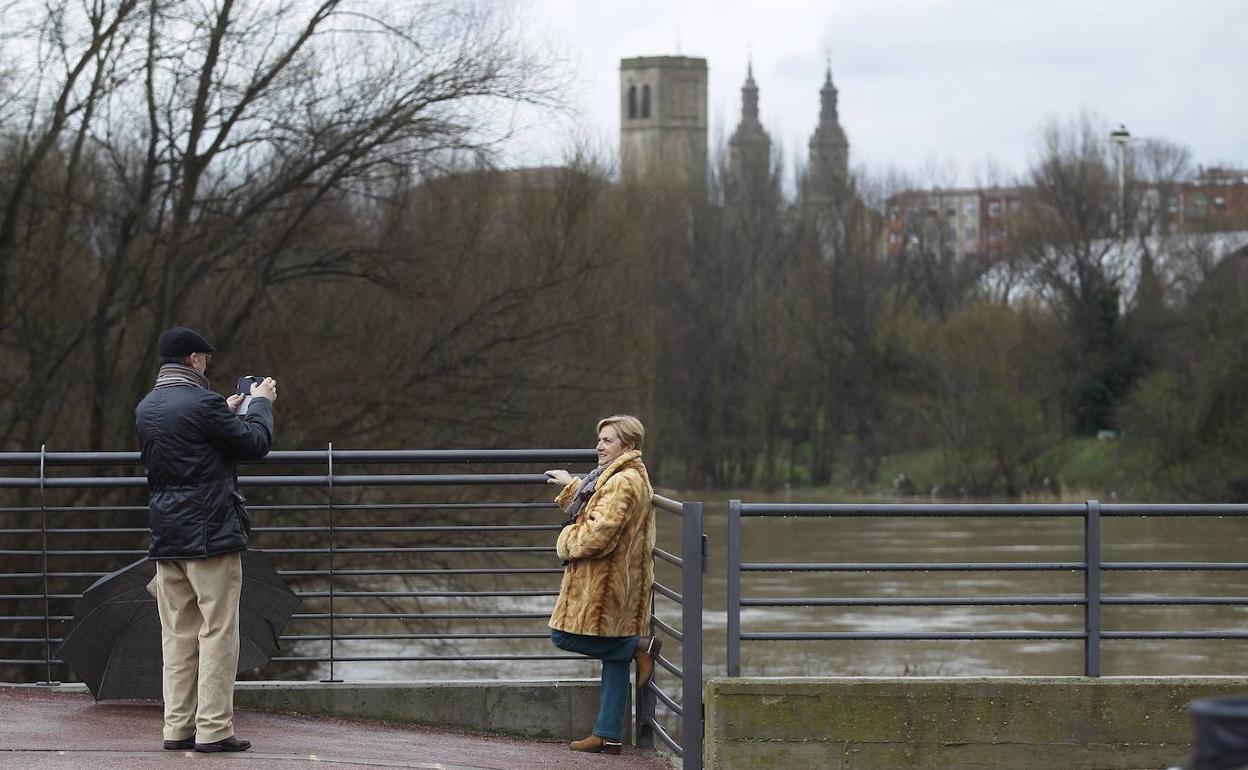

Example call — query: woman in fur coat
[544,414,659,755]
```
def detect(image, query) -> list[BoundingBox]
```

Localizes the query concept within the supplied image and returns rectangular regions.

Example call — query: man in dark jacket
[135,326,276,754]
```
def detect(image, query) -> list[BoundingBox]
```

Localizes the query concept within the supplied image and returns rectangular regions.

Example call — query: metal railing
[727,499,1248,677]
[0,447,704,769]
[638,494,705,770]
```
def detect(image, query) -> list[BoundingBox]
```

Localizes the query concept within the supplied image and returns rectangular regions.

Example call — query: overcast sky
[504,0,1247,186]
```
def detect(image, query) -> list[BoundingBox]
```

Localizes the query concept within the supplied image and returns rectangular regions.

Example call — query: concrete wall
[234,680,624,740]
[704,676,1248,770]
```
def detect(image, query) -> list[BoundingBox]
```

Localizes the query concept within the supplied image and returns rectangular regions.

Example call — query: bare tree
[0,0,562,449]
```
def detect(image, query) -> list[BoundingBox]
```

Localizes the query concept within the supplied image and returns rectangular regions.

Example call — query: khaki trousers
[155,551,242,743]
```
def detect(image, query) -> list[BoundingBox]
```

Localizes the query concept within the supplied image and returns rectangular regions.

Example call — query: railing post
[635,601,655,748]
[38,444,58,686]
[1084,499,1102,677]
[727,499,741,677]
[323,442,341,683]
[681,501,704,770]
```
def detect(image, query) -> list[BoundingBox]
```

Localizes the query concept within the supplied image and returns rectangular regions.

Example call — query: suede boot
[570,735,622,754]
[634,634,663,690]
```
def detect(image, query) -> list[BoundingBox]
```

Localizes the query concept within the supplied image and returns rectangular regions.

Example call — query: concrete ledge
[704,676,1248,770]
[233,679,620,740]
[7,679,621,741]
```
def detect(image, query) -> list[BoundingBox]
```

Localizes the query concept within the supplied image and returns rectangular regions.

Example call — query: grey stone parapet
[703,676,1246,770]
[233,679,623,740]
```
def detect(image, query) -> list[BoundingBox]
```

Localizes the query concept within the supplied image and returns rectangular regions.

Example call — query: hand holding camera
[234,376,278,415]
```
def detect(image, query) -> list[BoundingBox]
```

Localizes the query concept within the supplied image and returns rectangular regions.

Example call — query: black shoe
[163,738,194,751]
[194,736,251,753]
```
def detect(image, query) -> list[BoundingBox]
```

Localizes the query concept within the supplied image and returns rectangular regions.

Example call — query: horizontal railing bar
[650,682,682,716]
[652,616,683,642]
[655,652,681,679]
[0,659,63,665]
[0,449,598,466]
[652,495,684,515]
[0,595,83,601]
[2,528,146,535]
[269,655,585,662]
[1101,504,1248,516]
[1,506,145,513]
[0,637,62,644]
[741,597,1086,607]
[1102,597,1248,605]
[0,572,108,579]
[742,562,1085,572]
[739,503,1088,516]
[0,616,72,622]
[1101,632,1248,639]
[0,474,558,488]
[256,503,557,511]
[736,503,1248,517]
[291,612,549,620]
[653,547,682,568]
[296,590,558,599]
[274,525,561,533]
[0,550,145,556]
[1103,562,1248,570]
[647,719,682,757]
[0,525,563,535]
[740,631,1087,640]
[276,568,564,577]
[261,547,555,555]
[652,582,682,604]
[280,633,552,642]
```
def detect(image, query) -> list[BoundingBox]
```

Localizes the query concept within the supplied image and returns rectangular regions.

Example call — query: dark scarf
[153,363,210,391]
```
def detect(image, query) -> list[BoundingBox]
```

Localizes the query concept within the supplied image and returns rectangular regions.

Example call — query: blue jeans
[550,629,639,741]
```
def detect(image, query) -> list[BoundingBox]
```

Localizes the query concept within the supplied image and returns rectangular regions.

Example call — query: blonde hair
[597,414,645,451]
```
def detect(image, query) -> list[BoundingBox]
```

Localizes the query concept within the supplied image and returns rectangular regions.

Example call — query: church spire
[740,56,759,121]
[820,61,839,122]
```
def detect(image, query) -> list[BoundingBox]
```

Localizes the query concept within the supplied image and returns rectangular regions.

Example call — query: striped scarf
[153,363,210,391]
[563,463,609,525]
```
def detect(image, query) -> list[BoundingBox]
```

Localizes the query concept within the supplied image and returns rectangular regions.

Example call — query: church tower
[805,63,850,208]
[619,56,708,191]
[727,61,772,196]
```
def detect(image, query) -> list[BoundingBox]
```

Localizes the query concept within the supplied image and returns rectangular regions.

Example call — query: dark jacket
[135,384,274,560]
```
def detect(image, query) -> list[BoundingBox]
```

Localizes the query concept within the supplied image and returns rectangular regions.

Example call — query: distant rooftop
[620,55,707,70]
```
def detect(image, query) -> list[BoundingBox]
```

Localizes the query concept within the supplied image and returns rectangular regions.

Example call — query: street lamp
[1109,125,1130,241]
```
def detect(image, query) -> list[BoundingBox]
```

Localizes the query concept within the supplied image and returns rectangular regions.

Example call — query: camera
[236,375,266,395]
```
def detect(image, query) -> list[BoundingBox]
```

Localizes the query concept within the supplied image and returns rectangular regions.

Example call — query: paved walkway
[0,688,675,770]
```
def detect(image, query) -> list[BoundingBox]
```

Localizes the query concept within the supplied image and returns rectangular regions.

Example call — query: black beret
[158,326,216,359]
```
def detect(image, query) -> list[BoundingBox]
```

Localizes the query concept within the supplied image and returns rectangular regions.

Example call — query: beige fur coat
[548,449,655,637]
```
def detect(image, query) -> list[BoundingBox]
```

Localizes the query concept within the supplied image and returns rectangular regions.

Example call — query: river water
[268,491,1248,684]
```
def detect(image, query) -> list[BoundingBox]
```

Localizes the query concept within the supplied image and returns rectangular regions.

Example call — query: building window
[627,86,637,119]
[888,207,899,221]
[1188,192,1207,218]
[988,201,1001,218]
[1008,199,1022,214]
[1214,195,1227,210]
[1167,195,1180,213]
[888,232,899,245]
[641,84,651,118]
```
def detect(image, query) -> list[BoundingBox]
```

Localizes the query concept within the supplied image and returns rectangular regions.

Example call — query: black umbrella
[56,550,301,700]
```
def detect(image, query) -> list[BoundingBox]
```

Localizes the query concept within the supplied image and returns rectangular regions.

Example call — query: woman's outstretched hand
[545,469,574,486]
